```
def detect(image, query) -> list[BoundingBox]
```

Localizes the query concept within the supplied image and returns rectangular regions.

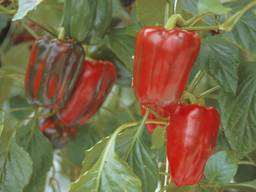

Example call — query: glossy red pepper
[57,59,117,127]
[133,27,201,109]
[24,37,85,109]
[166,104,220,186]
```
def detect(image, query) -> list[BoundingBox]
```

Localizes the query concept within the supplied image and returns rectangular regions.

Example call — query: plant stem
[0,5,15,14]
[173,0,181,14]
[239,161,256,167]
[189,71,206,92]
[21,21,39,39]
[163,158,169,192]
[198,86,220,98]
[27,18,58,38]
[165,14,185,29]
[164,2,170,25]
[220,0,256,31]
[184,12,211,27]
[58,27,65,40]
[182,90,198,104]
[183,25,219,31]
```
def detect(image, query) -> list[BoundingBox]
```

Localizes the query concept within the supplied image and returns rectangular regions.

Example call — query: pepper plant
[0,0,256,192]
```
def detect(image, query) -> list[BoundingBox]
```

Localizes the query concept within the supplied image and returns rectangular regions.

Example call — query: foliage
[0,0,256,192]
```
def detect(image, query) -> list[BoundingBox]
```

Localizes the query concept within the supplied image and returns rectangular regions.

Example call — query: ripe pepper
[166,104,220,186]
[57,59,117,127]
[133,27,201,109]
[24,37,85,109]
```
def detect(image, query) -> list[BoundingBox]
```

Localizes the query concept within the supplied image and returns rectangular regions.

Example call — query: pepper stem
[58,27,65,40]
[165,14,185,30]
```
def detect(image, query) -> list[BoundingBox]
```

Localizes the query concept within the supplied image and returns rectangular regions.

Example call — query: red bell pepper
[24,37,85,109]
[133,27,201,109]
[166,104,220,186]
[57,59,117,127]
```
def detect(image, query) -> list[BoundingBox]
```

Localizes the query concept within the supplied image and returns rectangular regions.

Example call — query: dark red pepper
[133,27,201,109]
[57,59,117,127]
[166,104,220,186]
[24,37,85,109]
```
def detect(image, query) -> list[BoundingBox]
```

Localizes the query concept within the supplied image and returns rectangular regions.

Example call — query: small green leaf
[9,95,32,120]
[219,62,256,157]
[198,0,231,15]
[81,127,137,173]
[13,0,44,21]
[223,0,256,52]
[0,15,10,32]
[0,133,33,192]
[16,118,53,192]
[126,138,159,192]
[0,112,4,137]
[167,184,208,192]
[70,131,141,192]
[205,151,238,184]
[120,122,159,192]
[151,127,165,150]
[105,26,138,71]
[197,36,240,94]
[2,43,30,74]
[112,0,130,21]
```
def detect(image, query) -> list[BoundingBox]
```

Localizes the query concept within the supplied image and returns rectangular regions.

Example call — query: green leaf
[13,0,44,21]
[0,76,13,105]
[136,0,166,25]
[2,43,30,74]
[229,11,256,53]
[62,126,101,167]
[70,131,142,192]
[81,137,109,173]
[9,95,32,120]
[223,0,256,52]
[112,0,130,21]
[197,36,240,94]
[16,117,53,192]
[29,0,63,33]
[105,26,138,71]
[223,179,256,191]
[0,112,4,137]
[205,151,238,184]
[181,0,197,15]
[198,0,231,15]
[126,138,159,192]
[120,122,159,192]
[81,127,137,173]
[0,133,33,192]
[219,62,256,157]
[167,184,208,192]
[151,127,165,150]
[0,15,10,32]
